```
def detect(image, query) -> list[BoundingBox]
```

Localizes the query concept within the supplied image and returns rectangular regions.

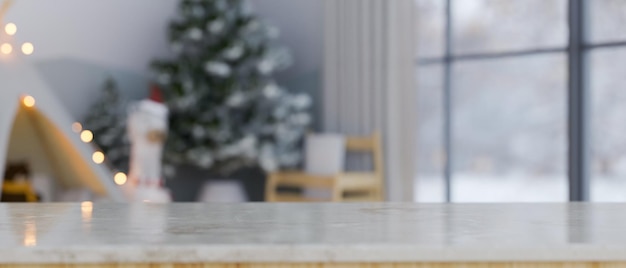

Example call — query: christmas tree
[82,77,130,173]
[151,0,311,175]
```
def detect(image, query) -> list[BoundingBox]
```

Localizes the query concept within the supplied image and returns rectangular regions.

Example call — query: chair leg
[265,174,276,202]
[372,188,382,201]
[375,182,385,201]
[331,187,343,202]
[367,188,381,202]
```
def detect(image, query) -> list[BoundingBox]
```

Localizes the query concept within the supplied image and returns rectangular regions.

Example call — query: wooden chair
[265,132,385,202]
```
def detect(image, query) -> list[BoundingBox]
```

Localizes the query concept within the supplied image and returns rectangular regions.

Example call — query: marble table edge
[3,245,626,264]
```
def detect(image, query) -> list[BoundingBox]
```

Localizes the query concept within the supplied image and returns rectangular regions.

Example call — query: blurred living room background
[0,0,624,203]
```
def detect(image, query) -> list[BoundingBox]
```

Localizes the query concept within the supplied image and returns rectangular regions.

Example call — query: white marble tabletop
[1,203,626,264]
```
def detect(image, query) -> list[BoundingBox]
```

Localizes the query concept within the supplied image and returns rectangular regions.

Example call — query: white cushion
[304,134,345,176]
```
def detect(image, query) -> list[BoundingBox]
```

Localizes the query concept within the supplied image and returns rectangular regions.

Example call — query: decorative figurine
[127,85,171,202]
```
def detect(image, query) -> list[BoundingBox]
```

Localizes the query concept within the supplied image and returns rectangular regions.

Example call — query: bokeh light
[22,95,35,108]
[4,23,16,36]
[72,122,83,133]
[92,151,105,164]
[80,130,93,143]
[1,43,12,55]
[21,42,34,55]
[114,172,127,185]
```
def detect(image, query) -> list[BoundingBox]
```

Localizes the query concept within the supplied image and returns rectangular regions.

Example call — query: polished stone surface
[2,203,626,263]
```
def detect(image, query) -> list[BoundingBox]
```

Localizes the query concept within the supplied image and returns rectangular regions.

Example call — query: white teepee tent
[0,61,126,202]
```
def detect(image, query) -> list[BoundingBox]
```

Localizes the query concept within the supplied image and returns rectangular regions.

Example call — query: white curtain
[323,0,417,201]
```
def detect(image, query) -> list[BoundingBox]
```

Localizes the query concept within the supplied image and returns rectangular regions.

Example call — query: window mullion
[567,0,589,201]
[443,0,453,203]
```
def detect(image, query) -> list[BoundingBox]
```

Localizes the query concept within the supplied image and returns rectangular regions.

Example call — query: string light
[72,122,83,133]
[80,130,93,143]
[114,172,127,185]
[22,95,35,108]
[4,23,16,35]
[21,42,33,55]
[0,43,12,55]
[92,151,105,164]
[1,21,36,57]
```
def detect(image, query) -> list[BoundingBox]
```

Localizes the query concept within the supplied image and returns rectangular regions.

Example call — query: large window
[415,0,626,202]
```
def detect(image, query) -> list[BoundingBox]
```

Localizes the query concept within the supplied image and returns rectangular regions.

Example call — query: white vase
[197,180,247,203]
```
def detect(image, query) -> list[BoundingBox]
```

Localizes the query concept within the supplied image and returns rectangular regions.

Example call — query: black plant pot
[231,166,266,202]
[164,164,267,202]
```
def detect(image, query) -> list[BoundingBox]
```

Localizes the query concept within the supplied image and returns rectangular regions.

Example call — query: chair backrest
[345,132,384,181]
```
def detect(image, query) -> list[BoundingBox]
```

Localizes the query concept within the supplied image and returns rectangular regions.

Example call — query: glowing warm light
[81,201,93,222]
[80,130,94,143]
[72,122,83,133]
[23,222,36,247]
[0,43,12,55]
[92,151,105,164]
[5,23,17,35]
[81,201,93,212]
[114,172,127,185]
[22,95,35,108]
[80,201,93,221]
[21,42,34,55]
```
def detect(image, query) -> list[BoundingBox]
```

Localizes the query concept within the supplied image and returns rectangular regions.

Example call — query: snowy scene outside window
[415,0,626,202]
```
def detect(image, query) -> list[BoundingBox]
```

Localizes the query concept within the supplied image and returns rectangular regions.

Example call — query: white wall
[3,0,323,125]
[4,0,177,73]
